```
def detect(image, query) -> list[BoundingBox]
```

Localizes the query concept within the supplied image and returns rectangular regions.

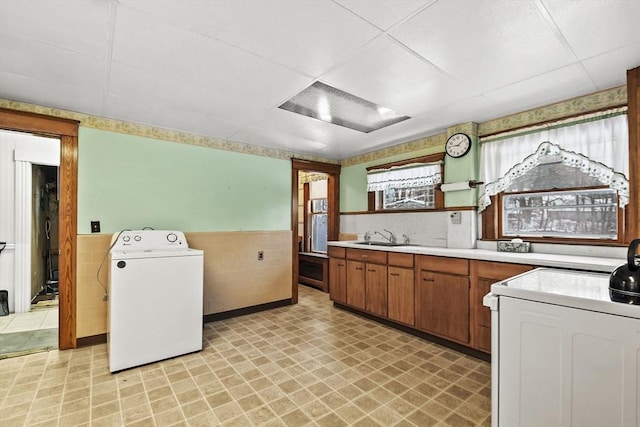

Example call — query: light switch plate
[90,221,101,233]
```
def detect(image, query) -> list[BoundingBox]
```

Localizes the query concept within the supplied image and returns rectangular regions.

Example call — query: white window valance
[367,162,442,192]
[478,112,629,211]
[478,142,630,211]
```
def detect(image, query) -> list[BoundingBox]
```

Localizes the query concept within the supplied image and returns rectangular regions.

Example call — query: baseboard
[204,299,292,323]
[76,299,293,348]
[334,303,491,362]
[76,333,107,347]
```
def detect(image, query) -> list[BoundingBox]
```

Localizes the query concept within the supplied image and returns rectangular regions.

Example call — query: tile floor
[0,305,58,334]
[0,285,491,426]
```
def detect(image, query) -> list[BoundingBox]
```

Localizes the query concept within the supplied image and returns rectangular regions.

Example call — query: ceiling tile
[102,93,244,139]
[582,43,640,91]
[483,64,597,113]
[321,35,474,117]
[334,0,436,30]
[0,33,106,90]
[390,0,576,92]
[111,6,312,118]
[0,71,104,116]
[240,107,360,155]
[120,0,381,77]
[542,0,640,59]
[0,0,111,56]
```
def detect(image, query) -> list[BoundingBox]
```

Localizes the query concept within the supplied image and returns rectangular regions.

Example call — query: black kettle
[610,239,640,304]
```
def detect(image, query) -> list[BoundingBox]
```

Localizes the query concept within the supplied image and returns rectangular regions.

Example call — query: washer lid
[491,268,640,319]
[110,248,203,260]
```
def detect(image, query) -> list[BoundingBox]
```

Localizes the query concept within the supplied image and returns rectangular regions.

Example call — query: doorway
[291,159,340,303]
[0,108,78,350]
[0,134,60,357]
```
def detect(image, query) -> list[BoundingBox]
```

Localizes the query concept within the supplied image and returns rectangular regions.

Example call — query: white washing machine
[108,230,204,373]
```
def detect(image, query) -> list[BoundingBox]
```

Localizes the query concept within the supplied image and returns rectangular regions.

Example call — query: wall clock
[445,133,472,158]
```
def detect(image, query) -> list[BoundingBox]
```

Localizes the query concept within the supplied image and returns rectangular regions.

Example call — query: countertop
[328,241,624,273]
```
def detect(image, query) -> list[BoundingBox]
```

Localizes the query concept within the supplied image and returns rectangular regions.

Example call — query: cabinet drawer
[475,260,532,281]
[346,248,387,264]
[328,246,346,259]
[388,252,414,268]
[416,255,468,276]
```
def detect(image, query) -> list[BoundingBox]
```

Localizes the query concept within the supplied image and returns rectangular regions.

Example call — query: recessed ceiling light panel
[279,81,410,133]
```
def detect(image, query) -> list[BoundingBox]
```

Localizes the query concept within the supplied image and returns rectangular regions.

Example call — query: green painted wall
[340,138,482,212]
[77,128,291,234]
[443,135,479,207]
[340,148,443,212]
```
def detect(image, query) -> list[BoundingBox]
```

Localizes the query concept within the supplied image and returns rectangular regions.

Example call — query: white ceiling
[0,0,638,160]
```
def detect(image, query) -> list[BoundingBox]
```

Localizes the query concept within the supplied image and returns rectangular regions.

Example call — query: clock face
[445,133,471,158]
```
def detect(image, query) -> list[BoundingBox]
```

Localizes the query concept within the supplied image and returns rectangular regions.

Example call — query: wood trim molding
[366,153,445,171]
[59,135,78,349]
[0,109,78,349]
[0,108,78,136]
[291,159,341,303]
[627,66,639,243]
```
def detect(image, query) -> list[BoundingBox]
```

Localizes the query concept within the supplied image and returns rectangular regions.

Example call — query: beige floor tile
[0,285,491,426]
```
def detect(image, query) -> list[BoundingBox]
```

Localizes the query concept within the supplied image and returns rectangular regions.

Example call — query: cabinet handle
[423,278,434,282]
[337,263,344,267]
[390,273,400,277]
[355,267,363,271]
[367,269,376,272]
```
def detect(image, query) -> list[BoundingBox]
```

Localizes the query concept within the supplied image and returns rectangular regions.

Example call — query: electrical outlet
[90,221,101,233]
[450,212,462,225]
[258,251,264,261]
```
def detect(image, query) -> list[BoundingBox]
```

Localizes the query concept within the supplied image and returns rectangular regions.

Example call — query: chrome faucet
[402,233,410,244]
[375,229,396,244]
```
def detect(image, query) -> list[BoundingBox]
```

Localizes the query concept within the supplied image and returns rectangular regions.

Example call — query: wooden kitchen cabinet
[328,246,347,304]
[387,253,415,326]
[470,260,533,352]
[388,266,415,326]
[328,244,540,356]
[346,260,366,310]
[329,257,347,304]
[416,255,470,344]
[365,263,387,317]
[345,248,387,313]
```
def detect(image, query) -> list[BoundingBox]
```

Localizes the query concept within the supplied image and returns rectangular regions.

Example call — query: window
[379,185,436,210]
[502,188,618,239]
[366,153,445,212]
[479,110,629,242]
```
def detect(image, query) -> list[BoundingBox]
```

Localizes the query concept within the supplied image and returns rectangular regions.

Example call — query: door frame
[291,159,340,303]
[0,108,78,349]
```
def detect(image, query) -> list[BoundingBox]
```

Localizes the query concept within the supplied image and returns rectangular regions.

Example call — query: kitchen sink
[353,241,412,247]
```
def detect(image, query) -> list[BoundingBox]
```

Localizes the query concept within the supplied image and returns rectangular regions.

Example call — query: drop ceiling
[0,0,638,160]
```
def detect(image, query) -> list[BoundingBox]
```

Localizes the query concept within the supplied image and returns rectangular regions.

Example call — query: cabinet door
[346,260,366,310]
[388,267,414,326]
[365,264,387,317]
[417,270,470,343]
[475,278,494,352]
[329,257,347,304]
[472,261,533,353]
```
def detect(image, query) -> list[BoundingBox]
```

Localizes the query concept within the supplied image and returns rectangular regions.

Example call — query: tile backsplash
[340,211,475,248]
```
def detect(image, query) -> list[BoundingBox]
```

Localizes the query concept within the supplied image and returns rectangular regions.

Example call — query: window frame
[491,185,626,245]
[366,153,445,212]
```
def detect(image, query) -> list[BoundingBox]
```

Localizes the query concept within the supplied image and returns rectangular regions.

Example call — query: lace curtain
[367,162,442,191]
[478,111,629,211]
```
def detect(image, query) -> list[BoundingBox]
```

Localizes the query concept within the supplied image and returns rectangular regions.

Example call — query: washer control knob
[122,235,130,242]
[134,235,141,242]
[167,233,178,243]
